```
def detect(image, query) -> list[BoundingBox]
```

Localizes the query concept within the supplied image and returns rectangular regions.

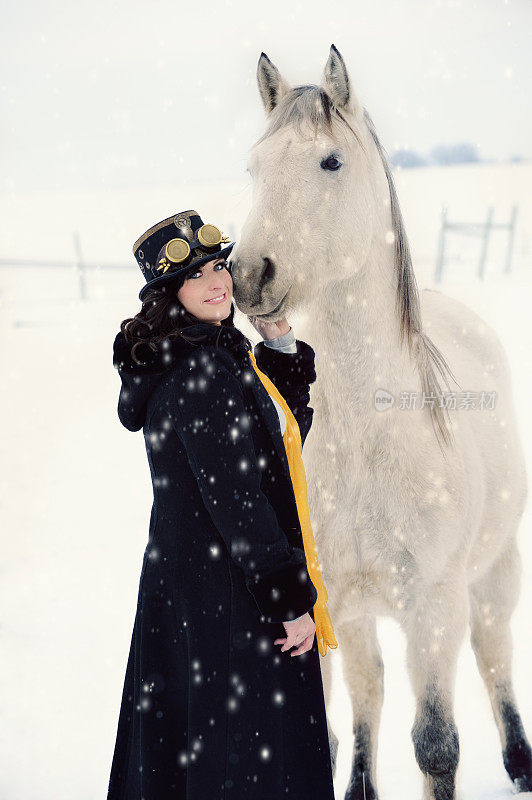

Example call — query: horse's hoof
[503,738,532,793]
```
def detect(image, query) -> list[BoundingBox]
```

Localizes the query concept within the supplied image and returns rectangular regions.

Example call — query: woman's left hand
[274,613,316,657]
[248,315,291,340]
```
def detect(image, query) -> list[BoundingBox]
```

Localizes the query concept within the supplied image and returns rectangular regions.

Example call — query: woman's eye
[321,155,342,171]
[189,262,226,280]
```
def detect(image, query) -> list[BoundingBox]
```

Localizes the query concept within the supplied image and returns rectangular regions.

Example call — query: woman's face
[177,257,233,325]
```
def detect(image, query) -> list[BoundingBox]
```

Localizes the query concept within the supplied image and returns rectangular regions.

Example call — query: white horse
[230,44,531,800]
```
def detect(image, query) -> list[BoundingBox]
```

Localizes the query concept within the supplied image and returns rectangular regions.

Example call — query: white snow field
[0,161,531,799]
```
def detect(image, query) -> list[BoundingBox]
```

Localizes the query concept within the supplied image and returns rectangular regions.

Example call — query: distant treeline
[389,142,525,168]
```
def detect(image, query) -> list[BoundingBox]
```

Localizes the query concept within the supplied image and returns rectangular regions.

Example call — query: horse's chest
[334,547,415,622]
[320,516,418,622]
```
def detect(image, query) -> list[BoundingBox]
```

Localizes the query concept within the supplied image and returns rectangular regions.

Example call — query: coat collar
[113,321,252,375]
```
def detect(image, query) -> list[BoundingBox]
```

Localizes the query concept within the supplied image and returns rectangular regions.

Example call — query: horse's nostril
[261,257,275,287]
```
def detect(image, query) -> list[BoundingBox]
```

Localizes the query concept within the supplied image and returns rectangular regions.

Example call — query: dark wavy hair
[119,263,249,366]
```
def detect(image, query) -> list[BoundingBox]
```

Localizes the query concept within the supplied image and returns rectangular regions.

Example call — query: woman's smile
[204,291,228,304]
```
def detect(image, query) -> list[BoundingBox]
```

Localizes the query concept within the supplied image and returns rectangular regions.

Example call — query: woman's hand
[274,612,316,657]
[248,315,291,340]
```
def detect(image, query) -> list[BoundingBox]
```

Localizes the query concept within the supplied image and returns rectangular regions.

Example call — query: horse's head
[230,44,390,320]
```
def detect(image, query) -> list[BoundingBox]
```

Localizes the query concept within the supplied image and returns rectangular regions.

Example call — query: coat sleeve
[113,331,165,432]
[252,338,317,448]
[167,350,318,624]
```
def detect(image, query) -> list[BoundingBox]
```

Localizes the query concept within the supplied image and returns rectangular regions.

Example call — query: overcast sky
[2,0,530,194]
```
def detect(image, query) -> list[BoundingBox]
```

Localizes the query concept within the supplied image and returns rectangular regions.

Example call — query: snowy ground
[1,162,531,799]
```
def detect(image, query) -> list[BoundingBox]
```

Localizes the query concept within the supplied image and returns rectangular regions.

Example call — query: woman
[108,210,335,799]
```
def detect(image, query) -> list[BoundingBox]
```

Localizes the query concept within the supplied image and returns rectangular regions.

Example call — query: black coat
[107,321,335,800]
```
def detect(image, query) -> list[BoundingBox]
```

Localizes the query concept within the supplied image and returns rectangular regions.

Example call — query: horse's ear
[321,44,360,116]
[257,52,291,115]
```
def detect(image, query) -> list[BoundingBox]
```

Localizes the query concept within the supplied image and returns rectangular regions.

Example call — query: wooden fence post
[504,205,518,274]
[434,206,447,284]
[477,206,494,280]
[73,231,87,301]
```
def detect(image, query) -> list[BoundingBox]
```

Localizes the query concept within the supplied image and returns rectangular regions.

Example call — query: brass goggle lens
[165,238,191,263]
[197,224,222,247]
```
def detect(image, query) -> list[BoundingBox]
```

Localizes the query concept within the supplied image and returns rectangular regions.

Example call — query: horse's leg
[319,637,340,778]
[339,616,383,800]
[405,574,469,800]
[469,535,532,792]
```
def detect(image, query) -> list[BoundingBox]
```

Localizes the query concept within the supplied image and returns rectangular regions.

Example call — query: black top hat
[133,210,235,301]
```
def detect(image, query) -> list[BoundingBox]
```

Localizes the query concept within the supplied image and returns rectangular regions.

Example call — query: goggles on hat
[156,224,231,275]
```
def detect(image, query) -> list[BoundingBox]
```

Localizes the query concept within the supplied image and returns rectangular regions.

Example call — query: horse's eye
[321,155,343,171]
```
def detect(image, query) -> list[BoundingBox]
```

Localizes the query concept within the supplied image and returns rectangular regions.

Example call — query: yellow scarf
[247,350,338,657]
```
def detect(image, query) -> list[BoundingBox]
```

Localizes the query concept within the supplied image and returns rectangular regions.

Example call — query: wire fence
[434,205,518,282]
[0,211,525,311]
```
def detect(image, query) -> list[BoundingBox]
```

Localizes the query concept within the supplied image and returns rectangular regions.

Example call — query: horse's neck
[304,241,422,415]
